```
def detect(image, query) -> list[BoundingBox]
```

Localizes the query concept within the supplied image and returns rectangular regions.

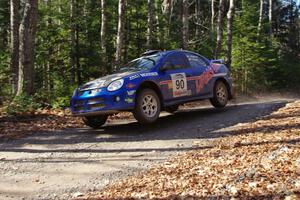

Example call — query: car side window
[186,53,209,68]
[162,53,190,70]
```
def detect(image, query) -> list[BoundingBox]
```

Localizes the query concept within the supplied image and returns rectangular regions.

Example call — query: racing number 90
[175,79,185,90]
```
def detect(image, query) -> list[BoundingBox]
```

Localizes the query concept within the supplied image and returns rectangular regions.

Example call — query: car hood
[79,71,140,91]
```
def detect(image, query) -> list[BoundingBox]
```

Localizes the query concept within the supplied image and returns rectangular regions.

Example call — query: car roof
[143,49,205,58]
[165,49,204,56]
[140,50,210,63]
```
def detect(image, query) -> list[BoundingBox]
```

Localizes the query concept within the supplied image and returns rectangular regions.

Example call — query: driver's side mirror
[160,62,173,72]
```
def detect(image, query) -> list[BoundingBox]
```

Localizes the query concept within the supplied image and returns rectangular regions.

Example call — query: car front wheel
[210,81,229,108]
[82,115,108,129]
[133,89,161,124]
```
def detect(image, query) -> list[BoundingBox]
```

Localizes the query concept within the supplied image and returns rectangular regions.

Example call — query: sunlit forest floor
[82,100,300,200]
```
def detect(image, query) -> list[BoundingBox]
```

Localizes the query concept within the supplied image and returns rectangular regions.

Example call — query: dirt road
[0,99,292,200]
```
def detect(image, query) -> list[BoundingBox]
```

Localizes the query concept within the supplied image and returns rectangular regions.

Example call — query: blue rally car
[70,50,233,128]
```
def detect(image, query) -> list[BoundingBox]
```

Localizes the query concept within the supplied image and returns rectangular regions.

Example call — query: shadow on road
[0,100,289,154]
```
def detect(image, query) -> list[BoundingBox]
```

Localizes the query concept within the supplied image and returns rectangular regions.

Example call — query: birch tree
[226,0,235,69]
[10,0,20,94]
[45,0,52,93]
[195,0,201,39]
[69,0,81,85]
[17,0,38,95]
[115,0,125,66]
[100,0,107,67]
[162,0,173,40]
[214,0,225,58]
[182,0,189,49]
[146,0,154,49]
[257,0,264,36]
[70,0,76,83]
[211,0,215,32]
[269,0,272,36]
[155,0,162,47]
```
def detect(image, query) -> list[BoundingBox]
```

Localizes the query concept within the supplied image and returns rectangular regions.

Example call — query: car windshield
[117,54,162,72]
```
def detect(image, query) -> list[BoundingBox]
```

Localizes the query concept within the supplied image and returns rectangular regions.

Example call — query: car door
[185,53,212,96]
[158,52,196,102]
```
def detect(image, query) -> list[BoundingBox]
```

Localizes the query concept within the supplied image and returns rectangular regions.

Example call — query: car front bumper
[70,87,136,116]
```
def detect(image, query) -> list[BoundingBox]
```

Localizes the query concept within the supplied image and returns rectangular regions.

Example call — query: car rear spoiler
[210,59,225,64]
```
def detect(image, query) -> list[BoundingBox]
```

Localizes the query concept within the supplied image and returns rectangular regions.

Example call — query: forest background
[0,0,299,114]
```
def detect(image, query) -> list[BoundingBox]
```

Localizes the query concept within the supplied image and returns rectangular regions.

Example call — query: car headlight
[107,79,124,91]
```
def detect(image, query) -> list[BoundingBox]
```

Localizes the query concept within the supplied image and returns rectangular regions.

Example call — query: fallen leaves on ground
[108,112,133,121]
[83,101,300,200]
[0,109,84,139]
[0,107,144,139]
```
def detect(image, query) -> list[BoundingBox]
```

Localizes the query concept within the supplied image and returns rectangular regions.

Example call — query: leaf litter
[0,109,134,139]
[82,101,300,200]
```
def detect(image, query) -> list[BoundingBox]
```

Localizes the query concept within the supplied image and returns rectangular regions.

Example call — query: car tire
[133,89,161,124]
[82,115,108,129]
[210,81,229,108]
[165,105,179,113]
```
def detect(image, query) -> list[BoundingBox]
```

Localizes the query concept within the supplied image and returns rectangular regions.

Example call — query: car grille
[74,100,85,106]
[73,98,105,112]
[88,97,104,104]
[89,104,105,110]
[74,106,85,112]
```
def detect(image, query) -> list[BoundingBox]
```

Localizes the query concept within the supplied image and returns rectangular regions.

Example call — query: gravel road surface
[0,99,291,200]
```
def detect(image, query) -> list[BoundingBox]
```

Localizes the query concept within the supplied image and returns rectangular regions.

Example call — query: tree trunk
[124,9,131,62]
[72,0,81,85]
[70,0,76,84]
[182,0,189,49]
[211,0,215,33]
[226,0,235,69]
[115,0,125,67]
[10,0,20,94]
[214,0,225,59]
[45,0,53,94]
[195,0,201,39]
[155,0,162,48]
[76,25,81,85]
[162,0,173,40]
[269,0,272,36]
[146,0,154,49]
[257,0,264,36]
[136,2,142,55]
[17,0,38,95]
[100,0,107,68]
